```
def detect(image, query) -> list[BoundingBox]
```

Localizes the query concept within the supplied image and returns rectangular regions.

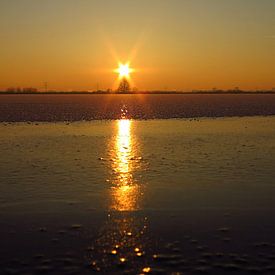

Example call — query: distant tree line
[0,85,275,94]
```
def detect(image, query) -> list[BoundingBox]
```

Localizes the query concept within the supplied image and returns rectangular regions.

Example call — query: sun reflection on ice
[111,119,140,211]
[88,117,153,273]
[116,119,131,175]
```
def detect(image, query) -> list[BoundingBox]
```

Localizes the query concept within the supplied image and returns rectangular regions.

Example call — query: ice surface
[1,117,275,274]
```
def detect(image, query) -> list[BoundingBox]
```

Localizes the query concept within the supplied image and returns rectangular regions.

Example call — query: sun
[115,63,133,78]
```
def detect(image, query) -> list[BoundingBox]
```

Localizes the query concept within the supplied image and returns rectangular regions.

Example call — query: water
[1,117,275,274]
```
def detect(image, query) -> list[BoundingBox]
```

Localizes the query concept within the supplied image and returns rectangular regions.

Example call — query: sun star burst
[115,63,133,78]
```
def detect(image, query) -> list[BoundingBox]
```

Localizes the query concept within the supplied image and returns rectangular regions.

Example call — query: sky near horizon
[0,0,275,91]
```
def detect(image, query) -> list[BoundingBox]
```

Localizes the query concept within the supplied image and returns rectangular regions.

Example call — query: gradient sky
[0,0,275,91]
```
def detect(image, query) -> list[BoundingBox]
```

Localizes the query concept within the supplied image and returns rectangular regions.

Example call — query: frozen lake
[1,117,275,274]
[1,94,275,121]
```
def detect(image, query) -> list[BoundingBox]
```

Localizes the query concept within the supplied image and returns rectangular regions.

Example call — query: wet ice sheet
[1,117,275,274]
[1,117,275,212]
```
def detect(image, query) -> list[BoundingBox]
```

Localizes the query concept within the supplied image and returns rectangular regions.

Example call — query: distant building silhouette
[6,87,38,93]
[22,87,38,93]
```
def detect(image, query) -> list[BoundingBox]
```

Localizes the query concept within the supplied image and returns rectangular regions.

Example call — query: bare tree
[117,78,130,93]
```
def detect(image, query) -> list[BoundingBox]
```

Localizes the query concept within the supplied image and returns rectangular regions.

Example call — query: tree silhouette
[117,78,130,93]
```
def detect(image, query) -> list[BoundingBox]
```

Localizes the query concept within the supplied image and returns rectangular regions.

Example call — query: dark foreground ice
[1,117,275,274]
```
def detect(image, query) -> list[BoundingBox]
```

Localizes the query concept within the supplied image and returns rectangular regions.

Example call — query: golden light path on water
[89,118,151,273]
[111,119,140,211]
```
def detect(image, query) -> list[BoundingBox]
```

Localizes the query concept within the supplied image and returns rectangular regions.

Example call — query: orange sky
[0,0,275,91]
